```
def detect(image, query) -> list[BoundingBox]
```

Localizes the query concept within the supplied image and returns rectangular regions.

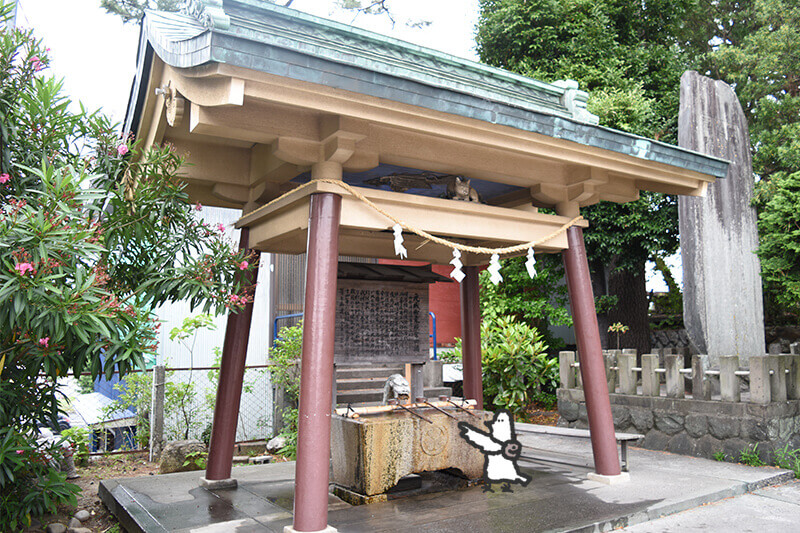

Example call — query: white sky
[15,0,675,292]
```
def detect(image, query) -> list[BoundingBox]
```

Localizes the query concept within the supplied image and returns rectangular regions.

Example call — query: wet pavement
[99,424,794,532]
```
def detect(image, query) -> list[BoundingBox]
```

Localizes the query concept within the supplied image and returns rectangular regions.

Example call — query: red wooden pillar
[460,265,483,409]
[292,193,341,533]
[562,226,621,476]
[203,228,259,487]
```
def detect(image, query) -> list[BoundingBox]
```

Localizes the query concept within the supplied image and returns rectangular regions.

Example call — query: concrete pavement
[100,426,795,532]
[620,480,800,532]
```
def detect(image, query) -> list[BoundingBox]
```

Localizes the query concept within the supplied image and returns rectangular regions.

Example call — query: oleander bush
[0,1,253,526]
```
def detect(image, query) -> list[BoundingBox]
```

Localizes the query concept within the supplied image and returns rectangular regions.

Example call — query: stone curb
[564,469,793,533]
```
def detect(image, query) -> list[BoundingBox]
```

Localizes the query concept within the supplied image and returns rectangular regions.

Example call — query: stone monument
[678,70,765,366]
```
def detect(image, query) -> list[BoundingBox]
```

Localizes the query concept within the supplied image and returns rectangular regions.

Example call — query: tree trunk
[607,257,651,356]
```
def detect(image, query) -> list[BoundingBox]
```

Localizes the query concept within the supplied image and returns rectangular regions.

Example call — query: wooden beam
[377,127,564,187]
[140,61,167,151]
[487,188,534,208]
[239,182,587,262]
[188,101,319,145]
[170,138,250,186]
[250,143,301,185]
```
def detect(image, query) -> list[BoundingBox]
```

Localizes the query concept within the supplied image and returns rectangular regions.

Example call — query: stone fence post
[770,356,788,402]
[642,354,659,397]
[559,351,576,389]
[605,350,619,393]
[719,355,740,403]
[788,355,800,400]
[749,356,771,404]
[665,354,684,399]
[692,355,711,400]
[618,352,636,395]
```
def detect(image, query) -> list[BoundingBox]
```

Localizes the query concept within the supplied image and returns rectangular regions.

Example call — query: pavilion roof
[124,1,729,263]
[126,1,727,182]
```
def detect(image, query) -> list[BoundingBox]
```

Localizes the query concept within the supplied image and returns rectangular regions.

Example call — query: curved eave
[126,13,727,184]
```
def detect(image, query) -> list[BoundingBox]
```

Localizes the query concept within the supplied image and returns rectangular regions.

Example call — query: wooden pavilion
[125,2,728,532]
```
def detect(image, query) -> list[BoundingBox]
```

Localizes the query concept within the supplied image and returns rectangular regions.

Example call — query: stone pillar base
[587,472,630,485]
[284,526,337,533]
[200,477,237,490]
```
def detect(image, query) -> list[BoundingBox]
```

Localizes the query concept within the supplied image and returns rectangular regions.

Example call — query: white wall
[153,206,275,440]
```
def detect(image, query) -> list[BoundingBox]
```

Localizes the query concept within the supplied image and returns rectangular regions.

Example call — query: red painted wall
[376,259,461,346]
[429,264,461,346]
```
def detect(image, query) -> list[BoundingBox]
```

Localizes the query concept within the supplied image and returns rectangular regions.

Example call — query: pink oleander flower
[238,260,249,270]
[228,294,240,304]
[15,450,24,455]
[195,202,202,211]
[0,173,9,184]
[216,223,225,232]
[38,337,49,348]
[29,55,43,72]
[117,144,129,156]
[14,262,35,276]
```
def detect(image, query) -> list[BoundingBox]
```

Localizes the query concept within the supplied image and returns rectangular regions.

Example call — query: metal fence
[58,364,274,454]
[161,365,273,443]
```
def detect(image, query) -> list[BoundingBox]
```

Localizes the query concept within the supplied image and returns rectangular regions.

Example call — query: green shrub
[109,372,153,449]
[269,322,303,401]
[479,255,572,350]
[61,426,91,466]
[531,391,557,411]
[0,0,251,523]
[0,428,78,530]
[182,450,208,470]
[755,171,800,318]
[437,349,461,364]
[451,316,554,416]
[277,407,299,459]
[269,322,303,459]
[201,422,213,447]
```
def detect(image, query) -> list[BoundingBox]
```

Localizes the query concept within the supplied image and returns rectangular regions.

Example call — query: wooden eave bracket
[211,183,250,204]
[262,117,374,170]
[164,65,244,107]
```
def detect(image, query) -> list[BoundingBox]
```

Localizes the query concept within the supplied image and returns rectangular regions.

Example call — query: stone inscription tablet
[334,280,429,364]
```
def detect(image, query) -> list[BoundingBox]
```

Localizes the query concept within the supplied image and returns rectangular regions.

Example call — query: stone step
[336,386,452,406]
[336,377,387,391]
[335,366,404,380]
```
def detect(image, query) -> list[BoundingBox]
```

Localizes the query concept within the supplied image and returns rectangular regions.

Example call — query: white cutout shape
[488,254,503,285]
[392,224,407,259]
[449,248,465,283]
[525,248,537,279]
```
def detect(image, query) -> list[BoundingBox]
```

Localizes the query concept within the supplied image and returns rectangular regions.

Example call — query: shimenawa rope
[249,178,583,256]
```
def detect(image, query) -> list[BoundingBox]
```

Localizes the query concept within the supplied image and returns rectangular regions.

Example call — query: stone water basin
[331,407,492,499]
